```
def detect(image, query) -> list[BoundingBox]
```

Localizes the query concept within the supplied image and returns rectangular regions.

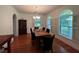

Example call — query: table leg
[7,40,11,53]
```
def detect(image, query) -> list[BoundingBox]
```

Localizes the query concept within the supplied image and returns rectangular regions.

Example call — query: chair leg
[50,49,53,53]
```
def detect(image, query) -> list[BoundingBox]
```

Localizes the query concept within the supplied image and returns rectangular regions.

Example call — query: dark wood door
[18,20,27,35]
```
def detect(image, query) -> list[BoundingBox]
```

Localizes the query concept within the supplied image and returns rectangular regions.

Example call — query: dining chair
[30,28,32,33]
[46,28,50,33]
[32,32,36,40]
[30,28,36,40]
[42,34,55,52]
[34,27,39,30]
[42,27,45,31]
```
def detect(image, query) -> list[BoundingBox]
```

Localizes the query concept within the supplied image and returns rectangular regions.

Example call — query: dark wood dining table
[34,31,53,49]
[35,31,53,41]
[0,35,13,53]
[35,31,51,37]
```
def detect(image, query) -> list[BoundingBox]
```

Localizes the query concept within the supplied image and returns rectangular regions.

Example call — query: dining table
[34,31,54,49]
[35,31,51,37]
[0,35,13,53]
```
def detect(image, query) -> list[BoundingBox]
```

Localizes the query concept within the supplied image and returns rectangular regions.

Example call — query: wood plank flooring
[11,34,42,53]
[4,33,76,53]
[10,34,79,53]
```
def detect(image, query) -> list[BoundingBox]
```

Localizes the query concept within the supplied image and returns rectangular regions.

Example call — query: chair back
[43,34,55,51]
[31,32,36,40]
[46,28,50,33]
[34,27,39,29]
[42,27,45,31]
[30,28,36,40]
[30,28,32,33]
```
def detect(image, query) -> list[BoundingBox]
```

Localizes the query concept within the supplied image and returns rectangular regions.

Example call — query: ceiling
[13,5,60,14]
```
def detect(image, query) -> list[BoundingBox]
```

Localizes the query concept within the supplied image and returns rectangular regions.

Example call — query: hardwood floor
[3,33,77,53]
[7,33,77,53]
[11,34,42,53]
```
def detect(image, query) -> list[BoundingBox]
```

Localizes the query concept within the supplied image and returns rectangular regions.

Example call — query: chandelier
[33,16,40,19]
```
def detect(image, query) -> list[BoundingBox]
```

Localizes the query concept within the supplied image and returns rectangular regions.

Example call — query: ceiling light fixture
[33,6,40,19]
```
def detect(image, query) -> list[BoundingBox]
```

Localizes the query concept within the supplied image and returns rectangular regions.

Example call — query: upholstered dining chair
[46,28,50,33]
[42,34,55,52]
[30,28,36,40]
[42,27,45,31]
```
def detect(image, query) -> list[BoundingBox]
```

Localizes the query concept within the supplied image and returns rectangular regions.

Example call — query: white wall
[47,5,79,43]
[0,5,19,36]
[1,5,79,43]
[19,13,46,33]
[1,5,79,45]
[0,6,20,48]
[0,6,47,35]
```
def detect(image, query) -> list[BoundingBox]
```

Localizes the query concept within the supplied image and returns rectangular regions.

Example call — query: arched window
[33,16,41,28]
[46,16,52,30]
[59,10,73,39]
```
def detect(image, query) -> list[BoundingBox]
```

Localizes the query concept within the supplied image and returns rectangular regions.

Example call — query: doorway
[18,20,27,35]
[13,14,17,36]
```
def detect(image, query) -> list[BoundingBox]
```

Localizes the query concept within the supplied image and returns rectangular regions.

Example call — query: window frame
[33,16,41,28]
[46,16,52,31]
[58,10,73,40]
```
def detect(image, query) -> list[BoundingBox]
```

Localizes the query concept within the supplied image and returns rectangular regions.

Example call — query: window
[33,16,41,27]
[59,10,73,39]
[46,16,52,30]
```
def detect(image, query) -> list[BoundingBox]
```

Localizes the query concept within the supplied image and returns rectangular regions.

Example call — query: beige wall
[0,5,19,36]
[0,5,79,43]
[48,5,79,43]
[0,6,47,35]
[19,13,47,33]
[0,5,20,48]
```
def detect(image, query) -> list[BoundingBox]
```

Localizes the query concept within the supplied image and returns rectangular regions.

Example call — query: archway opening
[13,14,17,36]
